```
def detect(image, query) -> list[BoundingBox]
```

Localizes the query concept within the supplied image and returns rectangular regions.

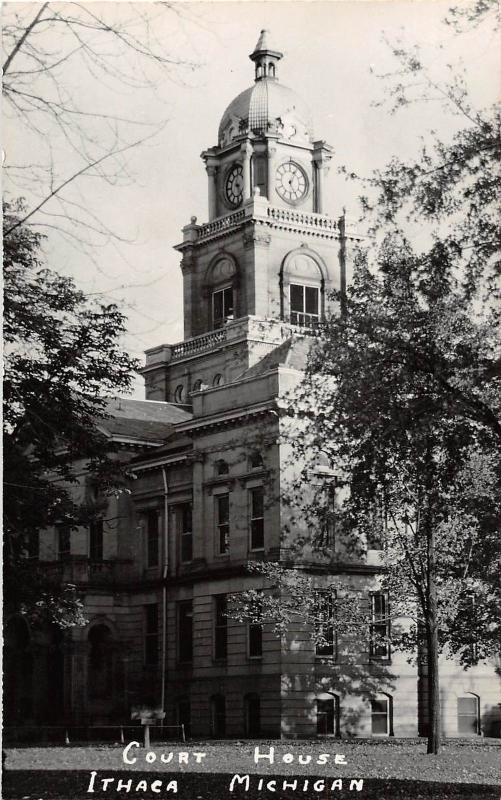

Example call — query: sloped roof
[239,336,311,380]
[99,398,192,444]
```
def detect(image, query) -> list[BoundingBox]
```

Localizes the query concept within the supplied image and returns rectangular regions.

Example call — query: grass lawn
[3,740,500,799]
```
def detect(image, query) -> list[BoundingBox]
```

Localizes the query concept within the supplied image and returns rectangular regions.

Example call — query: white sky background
[3,1,500,396]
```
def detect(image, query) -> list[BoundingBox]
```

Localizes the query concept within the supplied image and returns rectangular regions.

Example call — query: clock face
[225,164,244,208]
[276,161,308,204]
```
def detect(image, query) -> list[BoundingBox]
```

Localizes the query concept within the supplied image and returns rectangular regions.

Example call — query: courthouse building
[6,31,500,740]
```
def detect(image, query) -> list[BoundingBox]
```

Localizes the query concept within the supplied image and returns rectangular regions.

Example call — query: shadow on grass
[2,771,500,800]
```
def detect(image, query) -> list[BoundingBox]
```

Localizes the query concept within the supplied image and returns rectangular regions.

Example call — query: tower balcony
[176,196,341,250]
[143,315,323,374]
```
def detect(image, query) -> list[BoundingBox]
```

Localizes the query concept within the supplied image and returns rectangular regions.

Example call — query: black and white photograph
[3,1,501,798]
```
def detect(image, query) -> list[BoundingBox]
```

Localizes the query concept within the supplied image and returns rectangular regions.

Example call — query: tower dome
[218,30,314,147]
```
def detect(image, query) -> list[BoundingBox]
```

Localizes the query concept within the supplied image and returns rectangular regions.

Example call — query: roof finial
[249,29,283,82]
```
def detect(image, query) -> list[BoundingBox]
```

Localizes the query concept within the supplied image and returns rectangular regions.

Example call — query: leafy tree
[232,2,500,755]
[3,199,138,625]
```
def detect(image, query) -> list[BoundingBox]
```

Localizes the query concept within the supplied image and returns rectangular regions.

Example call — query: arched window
[268,62,275,78]
[245,693,261,737]
[316,694,340,736]
[371,694,393,736]
[213,373,223,387]
[174,385,185,404]
[192,379,202,393]
[210,694,226,737]
[280,249,326,328]
[206,257,237,330]
[457,695,480,734]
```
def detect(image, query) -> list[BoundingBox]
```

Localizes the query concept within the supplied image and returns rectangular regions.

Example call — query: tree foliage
[3,200,138,625]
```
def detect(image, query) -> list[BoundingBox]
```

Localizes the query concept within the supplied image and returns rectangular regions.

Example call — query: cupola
[249,29,283,81]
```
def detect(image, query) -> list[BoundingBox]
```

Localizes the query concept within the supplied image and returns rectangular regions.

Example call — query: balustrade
[171,328,227,360]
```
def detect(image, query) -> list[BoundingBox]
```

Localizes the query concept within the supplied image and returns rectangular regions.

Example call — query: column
[206,164,218,220]
[312,142,333,214]
[267,144,277,203]
[241,141,253,200]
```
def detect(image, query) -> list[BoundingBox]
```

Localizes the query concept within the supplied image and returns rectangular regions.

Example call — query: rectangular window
[315,592,336,657]
[89,519,104,561]
[370,593,390,659]
[178,601,193,663]
[212,287,234,329]
[248,621,263,658]
[144,603,159,666]
[457,696,479,734]
[371,697,391,735]
[290,284,319,327]
[179,504,193,563]
[57,525,71,560]
[214,595,228,660]
[216,494,230,555]
[250,487,264,551]
[146,510,159,567]
[317,698,335,735]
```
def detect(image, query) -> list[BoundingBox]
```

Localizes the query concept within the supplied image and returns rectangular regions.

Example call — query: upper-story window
[216,493,230,555]
[212,286,234,329]
[146,510,159,568]
[249,487,264,551]
[178,504,193,564]
[290,283,319,327]
[370,593,390,660]
[89,519,104,561]
[281,250,325,327]
[57,524,71,560]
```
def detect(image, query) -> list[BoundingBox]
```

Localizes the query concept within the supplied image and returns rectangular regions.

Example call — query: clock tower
[202,29,333,220]
[142,30,359,403]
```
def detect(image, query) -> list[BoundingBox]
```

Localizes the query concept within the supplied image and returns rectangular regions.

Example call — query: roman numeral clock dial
[275,161,307,204]
[225,164,244,208]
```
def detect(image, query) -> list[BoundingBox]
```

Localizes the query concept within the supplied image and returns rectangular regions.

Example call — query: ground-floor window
[245,693,260,737]
[211,694,226,737]
[371,695,393,735]
[457,695,480,734]
[316,696,340,736]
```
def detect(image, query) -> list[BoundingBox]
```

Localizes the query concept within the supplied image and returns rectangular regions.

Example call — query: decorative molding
[237,468,269,487]
[204,476,236,492]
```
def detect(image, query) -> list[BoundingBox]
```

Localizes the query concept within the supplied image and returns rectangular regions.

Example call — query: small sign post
[131,706,165,749]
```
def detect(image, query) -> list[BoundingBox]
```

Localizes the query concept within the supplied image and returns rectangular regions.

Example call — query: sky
[4,0,500,396]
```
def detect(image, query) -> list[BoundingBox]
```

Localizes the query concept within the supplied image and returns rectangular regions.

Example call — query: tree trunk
[425,463,441,755]
[426,609,440,754]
